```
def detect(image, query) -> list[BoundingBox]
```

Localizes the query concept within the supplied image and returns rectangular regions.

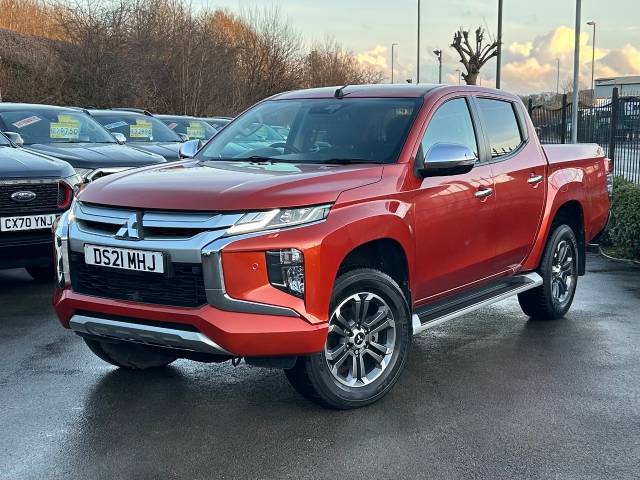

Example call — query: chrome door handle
[474,187,493,198]
[527,175,544,185]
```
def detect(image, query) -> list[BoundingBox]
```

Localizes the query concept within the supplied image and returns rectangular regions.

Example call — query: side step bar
[69,314,232,355]
[412,272,543,335]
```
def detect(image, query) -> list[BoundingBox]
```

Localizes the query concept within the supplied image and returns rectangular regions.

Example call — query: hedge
[602,177,640,259]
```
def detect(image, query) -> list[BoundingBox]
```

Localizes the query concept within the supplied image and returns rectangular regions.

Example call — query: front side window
[0,109,116,145]
[95,113,181,143]
[199,97,422,164]
[421,98,478,159]
[476,98,523,158]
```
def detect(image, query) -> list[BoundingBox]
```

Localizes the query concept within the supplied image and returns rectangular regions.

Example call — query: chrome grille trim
[75,202,242,239]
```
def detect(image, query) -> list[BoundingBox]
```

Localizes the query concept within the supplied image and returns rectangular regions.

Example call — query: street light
[496,0,504,88]
[571,0,582,143]
[587,20,596,103]
[433,49,442,83]
[455,68,461,85]
[391,43,399,83]
[416,0,421,83]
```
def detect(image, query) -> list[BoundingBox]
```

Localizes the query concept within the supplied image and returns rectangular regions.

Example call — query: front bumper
[53,203,329,357]
[0,233,53,269]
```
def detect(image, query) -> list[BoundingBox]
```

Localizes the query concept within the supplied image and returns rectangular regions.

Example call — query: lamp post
[587,21,596,103]
[433,49,442,83]
[416,0,421,83]
[571,0,582,143]
[496,0,504,88]
[455,68,461,85]
[391,43,399,83]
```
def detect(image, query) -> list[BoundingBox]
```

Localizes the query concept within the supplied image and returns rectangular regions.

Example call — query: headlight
[73,167,94,180]
[225,204,331,236]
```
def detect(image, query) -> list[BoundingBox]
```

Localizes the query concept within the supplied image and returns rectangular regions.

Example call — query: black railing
[529,87,640,184]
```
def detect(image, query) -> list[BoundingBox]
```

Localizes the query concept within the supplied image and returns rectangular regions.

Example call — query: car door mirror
[112,132,127,144]
[417,142,476,177]
[179,139,202,158]
[3,132,24,147]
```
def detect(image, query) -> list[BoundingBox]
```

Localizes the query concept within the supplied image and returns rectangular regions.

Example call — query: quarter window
[421,98,478,160]
[476,98,523,158]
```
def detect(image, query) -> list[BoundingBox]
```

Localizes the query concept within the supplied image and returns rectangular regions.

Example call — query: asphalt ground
[1,253,639,479]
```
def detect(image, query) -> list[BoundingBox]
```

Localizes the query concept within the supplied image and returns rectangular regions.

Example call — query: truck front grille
[69,252,207,308]
[0,182,60,216]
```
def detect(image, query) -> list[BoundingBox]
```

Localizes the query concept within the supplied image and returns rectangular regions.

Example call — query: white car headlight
[226,204,331,236]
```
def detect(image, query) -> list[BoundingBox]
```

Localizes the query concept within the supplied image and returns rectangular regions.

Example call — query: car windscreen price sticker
[130,119,153,139]
[186,121,206,139]
[50,114,81,140]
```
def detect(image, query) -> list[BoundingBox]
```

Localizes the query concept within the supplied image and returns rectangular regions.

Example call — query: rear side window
[476,98,523,158]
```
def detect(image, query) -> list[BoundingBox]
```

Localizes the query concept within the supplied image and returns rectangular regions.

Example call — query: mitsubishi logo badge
[115,212,143,240]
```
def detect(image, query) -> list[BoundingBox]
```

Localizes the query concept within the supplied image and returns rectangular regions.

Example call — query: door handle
[474,187,493,198]
[527,174,544,185]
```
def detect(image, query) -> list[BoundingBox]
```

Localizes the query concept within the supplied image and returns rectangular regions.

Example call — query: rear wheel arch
[549,200,586,275]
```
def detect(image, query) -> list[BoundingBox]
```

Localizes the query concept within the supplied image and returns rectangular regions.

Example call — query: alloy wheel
[324,292,396,387]
[551,239,576,306]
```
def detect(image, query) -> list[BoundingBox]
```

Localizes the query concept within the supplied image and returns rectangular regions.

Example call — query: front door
[413,97,500,303]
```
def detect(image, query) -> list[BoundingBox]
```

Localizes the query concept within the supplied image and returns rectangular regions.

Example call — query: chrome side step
[412,272,543,335]
[69,314,232,355]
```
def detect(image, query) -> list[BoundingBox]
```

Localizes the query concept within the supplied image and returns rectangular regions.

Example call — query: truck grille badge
[115,212,143,240]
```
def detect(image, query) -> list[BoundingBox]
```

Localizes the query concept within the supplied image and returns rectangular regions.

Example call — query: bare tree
[451,27,498,85]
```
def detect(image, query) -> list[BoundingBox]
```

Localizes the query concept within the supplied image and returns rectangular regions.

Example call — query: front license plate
[84,244,165,274]
[0,214,56,232]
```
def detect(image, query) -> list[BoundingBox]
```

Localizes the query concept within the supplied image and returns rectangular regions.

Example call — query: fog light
[266,248,304,298]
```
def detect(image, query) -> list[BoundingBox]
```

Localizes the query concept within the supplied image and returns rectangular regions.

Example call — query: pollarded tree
[451,27,498,85]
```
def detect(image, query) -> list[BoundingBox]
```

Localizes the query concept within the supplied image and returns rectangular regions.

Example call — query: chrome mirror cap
[179,139,202,159]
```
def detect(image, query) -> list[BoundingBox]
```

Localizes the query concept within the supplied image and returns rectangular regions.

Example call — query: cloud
[356,45,388,69]
[508,41,533,58]
[500,25,640,93]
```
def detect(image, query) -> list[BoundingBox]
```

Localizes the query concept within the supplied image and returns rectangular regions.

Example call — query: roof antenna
[334,84,349,99]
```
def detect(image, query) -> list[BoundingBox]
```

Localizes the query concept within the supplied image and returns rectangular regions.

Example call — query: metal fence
[529,87,640,184]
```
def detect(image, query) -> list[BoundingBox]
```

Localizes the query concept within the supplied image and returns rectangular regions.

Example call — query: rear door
[473,97,546,271]
[413,96,499,302]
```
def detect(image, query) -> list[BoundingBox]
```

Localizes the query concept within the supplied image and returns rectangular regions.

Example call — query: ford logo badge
[11,191,37,203]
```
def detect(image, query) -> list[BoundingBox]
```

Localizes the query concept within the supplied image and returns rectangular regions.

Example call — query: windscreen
[161,117,217,140]
[95,113,181,143]
[0,132,10,146]
[0,108,116,145]
[199,97,422,164]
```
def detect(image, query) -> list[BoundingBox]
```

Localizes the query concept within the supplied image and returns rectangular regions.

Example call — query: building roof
[595,76,640,86]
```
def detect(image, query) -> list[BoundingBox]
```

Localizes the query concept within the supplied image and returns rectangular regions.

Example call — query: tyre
[518,224,579,320]
[84,338,177,369]
[26,265,54,282]
[285,268,412,409]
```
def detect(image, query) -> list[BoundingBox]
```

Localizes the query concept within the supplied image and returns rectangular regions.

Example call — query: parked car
[85,109,186,161]
[201,116,232,130]
[0,131,81,280]
[53,85,611,408]
[0,104,166,182]
[156,114,217,141]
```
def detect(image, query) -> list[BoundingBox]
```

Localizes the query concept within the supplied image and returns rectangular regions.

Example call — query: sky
[195,0,640,94]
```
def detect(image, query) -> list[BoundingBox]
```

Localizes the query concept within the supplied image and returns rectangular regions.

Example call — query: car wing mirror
[3,131,24,147]
[112,132,127,144]
[179,139,202,159]
[416,142,476,178]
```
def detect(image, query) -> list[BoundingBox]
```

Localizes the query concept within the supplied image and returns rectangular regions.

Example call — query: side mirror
[178,133,189,142]
[3,132,24,147]
[179,139,202,159]
[112,132,127,144]
[417,142,476,177]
